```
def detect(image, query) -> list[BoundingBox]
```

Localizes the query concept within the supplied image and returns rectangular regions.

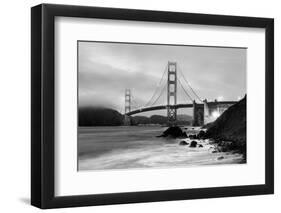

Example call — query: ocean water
[78,126,244,171]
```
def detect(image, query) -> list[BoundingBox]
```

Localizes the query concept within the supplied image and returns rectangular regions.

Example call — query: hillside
[131,116,150,125]
[131,114,192,125]
[79,107,123,126]
[177,114,193,121]
[206,95,246,149]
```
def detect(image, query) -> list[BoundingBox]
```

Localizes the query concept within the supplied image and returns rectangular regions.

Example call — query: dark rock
[160,126,187,138]
[188,134,198,139]
[179,141,189,146]
[189,141,197,148]
[197,130,207,139]
[217,156,224,160]
[198,144,203,148]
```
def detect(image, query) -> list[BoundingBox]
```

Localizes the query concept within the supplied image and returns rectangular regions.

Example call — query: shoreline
[78,126,245,171]
[159,126,246,161]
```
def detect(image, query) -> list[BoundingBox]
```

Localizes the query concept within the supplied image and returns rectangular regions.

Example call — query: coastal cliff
[206,95,246,144]
[159,96,246,160]
[205,95,246,156]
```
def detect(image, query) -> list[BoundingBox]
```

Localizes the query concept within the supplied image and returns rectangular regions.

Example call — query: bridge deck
[126,101,237,116]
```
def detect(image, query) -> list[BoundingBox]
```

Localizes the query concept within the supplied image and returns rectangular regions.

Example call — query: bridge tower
[124,89,131,125]
[167,62,177,126]
[192,100,204,126]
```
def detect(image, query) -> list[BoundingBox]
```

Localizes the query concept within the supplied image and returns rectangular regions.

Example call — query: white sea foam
[78,126,244,171]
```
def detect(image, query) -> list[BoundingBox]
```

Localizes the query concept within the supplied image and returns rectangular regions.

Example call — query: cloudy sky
[78,41,246,115]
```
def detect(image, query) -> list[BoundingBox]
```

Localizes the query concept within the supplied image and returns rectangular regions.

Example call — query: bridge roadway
[126,101,237,116]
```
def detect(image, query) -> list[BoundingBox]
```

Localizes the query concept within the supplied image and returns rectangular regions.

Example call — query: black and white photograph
[29,3,274,209]
[78,41,247,171]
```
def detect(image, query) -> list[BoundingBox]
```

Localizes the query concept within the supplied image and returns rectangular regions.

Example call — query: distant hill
[79,107,193,126]
[206,95,246,145]
[150,115,167,124]
[131,115,167,125]
[177,114,193,121]
[79,107,123,126]
[131,116,150,125]
[131,114,192,125]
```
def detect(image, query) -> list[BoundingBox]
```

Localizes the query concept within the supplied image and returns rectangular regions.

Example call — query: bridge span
[124,61,239,126]
[126,104,193,116]
[126,101,237,126]
[127,101,236,116]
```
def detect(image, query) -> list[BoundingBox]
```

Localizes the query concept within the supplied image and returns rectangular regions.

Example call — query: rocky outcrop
[206,95,247,156]
[189,141,197,148]
[197,130,207,139]
[179,141,189,145]
[159,126,187,138]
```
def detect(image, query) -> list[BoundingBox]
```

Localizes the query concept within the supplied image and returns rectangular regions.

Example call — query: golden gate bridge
[123,62,237,126]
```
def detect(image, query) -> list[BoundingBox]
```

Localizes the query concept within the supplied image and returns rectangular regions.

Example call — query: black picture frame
[31,3,274,209]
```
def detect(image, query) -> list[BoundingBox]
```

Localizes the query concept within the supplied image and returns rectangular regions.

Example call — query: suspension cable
[144,64,168,107]
[150,84,167,106]
[131,98,140,109]
[177,78,194,102]
[177,66,202,102]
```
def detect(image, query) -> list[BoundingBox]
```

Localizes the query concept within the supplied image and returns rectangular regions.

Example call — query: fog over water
[78,41,246,115]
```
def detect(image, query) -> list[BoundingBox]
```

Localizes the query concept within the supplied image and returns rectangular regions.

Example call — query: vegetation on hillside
[79,107,124,126]
[79,107,193,126]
